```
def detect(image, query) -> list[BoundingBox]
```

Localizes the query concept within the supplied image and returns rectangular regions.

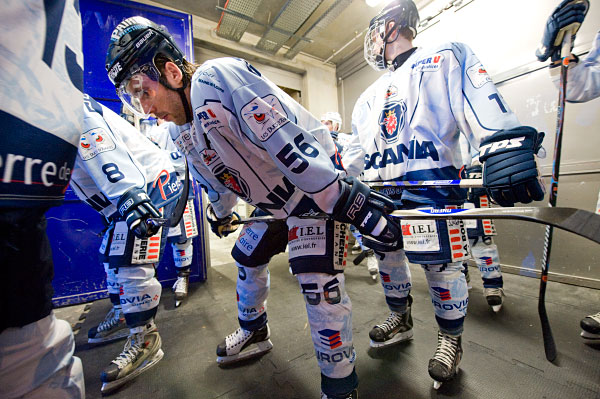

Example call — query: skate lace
[173,276,188,292]
[484,287,504,297]
[226,328,253,349]
[588,312,600,323]
[98,309,122,332]
[112,334,144,369]
[433,333,459,369]
[377,312,403,333]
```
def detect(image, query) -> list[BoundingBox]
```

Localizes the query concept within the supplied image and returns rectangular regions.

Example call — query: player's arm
[341,107,367,178]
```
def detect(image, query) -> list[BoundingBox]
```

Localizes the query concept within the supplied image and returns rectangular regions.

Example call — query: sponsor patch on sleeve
[241,95,289,142]
[466,62,492,88]
[79,127,116,160]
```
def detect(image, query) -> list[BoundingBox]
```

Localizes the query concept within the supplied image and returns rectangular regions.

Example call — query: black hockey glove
[536,0,589,62]
[464,163,487,202]
[331,177,401,245]
[206,204,240,238]
[117,188,162,239]
[479,126,545,207]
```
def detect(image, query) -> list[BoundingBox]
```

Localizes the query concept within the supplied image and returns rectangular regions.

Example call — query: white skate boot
[100,320,164,394]
[320,389,358,399]
[88,306,128,344]
[172,272,189,308]
[369,295,413,348]
[366,253,379,281]
[580,312,600,344]
[216,324,273,365]
[429,331,462,389]
[484,287,505,312]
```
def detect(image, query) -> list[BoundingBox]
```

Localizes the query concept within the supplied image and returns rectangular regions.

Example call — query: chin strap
[177,87,193,123]
[389,47,417,71]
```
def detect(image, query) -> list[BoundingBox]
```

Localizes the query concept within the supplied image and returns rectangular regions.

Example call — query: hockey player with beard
[71,94,183,394]
[0,1,85,397]
[145,119,199,308]
[344,0,546,388]
[536,0,598,345]
[106,17,402,399]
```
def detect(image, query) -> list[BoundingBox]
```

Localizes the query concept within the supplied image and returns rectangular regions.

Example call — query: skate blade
[581,331,600,344]
[217,339,273,365]
[175,300,182,308]
[369,330,414,348]
[492,304,502,312]
[88,329,129,344]
[371,274,378,281]
[101,349,164,395]
[433,380,443,390]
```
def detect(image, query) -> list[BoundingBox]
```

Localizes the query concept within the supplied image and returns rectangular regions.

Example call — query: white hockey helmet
[364,0,420,71]
[321,111,343,132]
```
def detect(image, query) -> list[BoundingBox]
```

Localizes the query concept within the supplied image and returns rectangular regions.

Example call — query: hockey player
[71,94,183,393]
[106,17,402,399]
[537,0,598,345]
[0,1,85,398]
[345,0,546,388]
[145,119,199,308]
[321,112,379,280]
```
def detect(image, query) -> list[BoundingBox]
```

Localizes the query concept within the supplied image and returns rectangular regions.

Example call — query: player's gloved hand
[535,0,589,62]
[331,177,401,246]
[117,188,162,238]
[479,126,546,207]
[464,162,487,202]
[206,203,240,238]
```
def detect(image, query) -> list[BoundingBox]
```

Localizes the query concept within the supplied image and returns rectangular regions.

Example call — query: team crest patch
[214,164,251,202]
[411,53,444,73]
[201,149,219,167]
[378,100,407,144]
[79,128,115,160]
[241,95,289,142]
[466,62,492,88]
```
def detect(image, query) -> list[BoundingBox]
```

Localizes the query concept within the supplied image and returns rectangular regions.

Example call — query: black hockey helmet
[364,0,420,71]
[106,16,191,120]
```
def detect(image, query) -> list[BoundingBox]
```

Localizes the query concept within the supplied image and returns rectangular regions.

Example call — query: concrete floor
[60,231,600,399]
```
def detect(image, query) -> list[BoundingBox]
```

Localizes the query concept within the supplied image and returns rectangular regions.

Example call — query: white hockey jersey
[168,57,343,218]
[70,96,181,218]
[0,0,83,207]
[552,31,600,103]
[345,42,521,204]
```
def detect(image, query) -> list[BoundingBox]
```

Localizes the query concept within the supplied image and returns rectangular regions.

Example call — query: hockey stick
[367,179,482,189]
[538,24,576,362]
[231,207,600,244]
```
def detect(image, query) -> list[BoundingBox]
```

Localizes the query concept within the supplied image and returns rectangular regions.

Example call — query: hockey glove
[206,203,240,238]
[479,126,545,207]
[117,188,162,239]
[464,163,487,202]
[331,177,401,245]
[535,0,589,62]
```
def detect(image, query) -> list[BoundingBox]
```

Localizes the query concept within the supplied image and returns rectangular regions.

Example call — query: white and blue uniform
[71,96,182,328]
[168,57,356,394]
[146,122,198,275]
[346,42,521,334]
[0,1,84,397]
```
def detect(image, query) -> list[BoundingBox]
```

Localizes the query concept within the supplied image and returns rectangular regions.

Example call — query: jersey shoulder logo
[79,128,115,160]
[214,164,251,202]
[241,94,289,142]
[466,62,492,88]
[378,99,407,144]
[201,148,219,167]
[411,53,444,73]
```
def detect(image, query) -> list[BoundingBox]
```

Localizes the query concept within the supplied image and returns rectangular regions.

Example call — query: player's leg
[88,263,127,343]
[0,208,84,399]
[368,250,413,347]
[288,216,357,399]
[216,218,287,365]
[470,237,504,312]
[171,238,193,307]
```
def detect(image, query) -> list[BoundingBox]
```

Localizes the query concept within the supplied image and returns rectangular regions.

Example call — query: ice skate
[100,321,164,394]
[172,272,189,308]
[88,306,128,344]
[366,254,379,281]
[580,312,600,344]
[320,388,358,399]
[484,287,505,312]
[216,324,273,365]
[429,331,462,389]
[369,296,413,348]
